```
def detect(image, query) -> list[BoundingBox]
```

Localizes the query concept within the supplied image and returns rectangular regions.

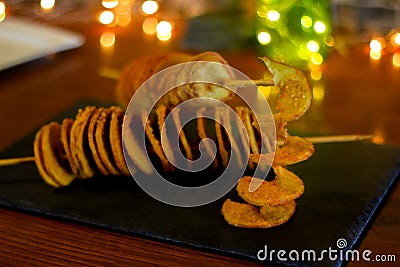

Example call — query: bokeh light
[100,32,115,47]
[307,40,320,52]
[257,31,271,45]
[301,15,312,28]
[40,0,55,11]
[310,53,323,65]
[370,39,382,52]
[314,21,326,33]
[156,21,172,41]
[142,0,158,15]
[98,10,115,25]
[310,68,322,81]
[312,84,325,102]
[142,17,158,35]
[102,0,119,9]
[0,1,5,22]
[266,10,280,21]
[393,52,400,68]
[391,32,400,47]
[369,50,381,61]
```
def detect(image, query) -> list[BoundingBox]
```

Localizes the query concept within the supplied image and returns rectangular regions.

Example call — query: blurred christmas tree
[255,0,334,70]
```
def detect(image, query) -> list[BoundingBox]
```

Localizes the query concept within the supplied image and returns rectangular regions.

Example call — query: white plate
[0,17,85,71]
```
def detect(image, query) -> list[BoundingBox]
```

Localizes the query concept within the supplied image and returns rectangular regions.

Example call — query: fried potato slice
[109,106,131,176]
[274,136,314,166]
[261,57,312,122]
[236,106,259,155]
[197,108,218,169]
[215,107,229,168]
[156,105,176,167]
[171,107,193,163]
[124,114,153,175]
[33,124,62,188]
[220,107,243,169]
[88,107,110,176]
[70,106,96,179]
[96,108,121,176]
[221,199,295,228]
[41,122,75,186]
[60,118,76,175]
[142,111,173,172]
[250,136,314,167]
[260,200,296,225]
[237,166,304,206]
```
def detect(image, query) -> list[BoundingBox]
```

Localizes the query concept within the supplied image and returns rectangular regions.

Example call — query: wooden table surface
[0,3,399,266]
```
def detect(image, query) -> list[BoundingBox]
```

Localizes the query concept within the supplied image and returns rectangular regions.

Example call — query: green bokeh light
[256,0,333,70]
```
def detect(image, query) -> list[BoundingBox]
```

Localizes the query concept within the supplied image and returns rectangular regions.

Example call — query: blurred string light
[156,20,172,41]
[312,83,325,103]
[393,52,400,68]
[256,0,333,70]
[266,10,280,22]
[0,1,5,22]
[307,40,319,52]
[40,0,55,11]
[143,17,158,35]
[94,0,174,42]
[310,68,322,81]
[100,32,116,47]
[141,0,158,15]
[369,38,383,61]
[369,32,400,66]
[257,31,271,45]
[102,0,119,9]
[392,32,400,47]
[98,10,115,25]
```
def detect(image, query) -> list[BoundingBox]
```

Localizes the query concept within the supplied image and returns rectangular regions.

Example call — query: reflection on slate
[0,101,399,267]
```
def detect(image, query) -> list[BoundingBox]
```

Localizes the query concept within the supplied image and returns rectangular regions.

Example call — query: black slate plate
[0,101,399,267]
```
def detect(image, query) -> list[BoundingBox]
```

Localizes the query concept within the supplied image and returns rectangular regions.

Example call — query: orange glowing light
[370,39,383,52]
[142,17,158,35]
[369,50,381,60]
[393,52,400,68]
[310,53,323,65]
[391,32,400,47]
[115,2,131,15]
[156,21,172,41]
[99,10,115,25]
[117,14,131,26]
[40,0,55,11]
[372,134,384,145]
[312,84,325,102]
[142,0,158,15]
[102,0,118,9]
[0,1,5,22]
[100,32,115,47]
[310,68,322,81]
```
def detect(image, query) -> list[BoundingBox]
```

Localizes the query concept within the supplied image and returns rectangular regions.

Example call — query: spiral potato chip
[88,107,110,176]
[41,123,75,186]
[70,107,96,179]
[236,166,304,206]
[96,108,121,176]
[33,124,62,188]
[221,199,296,228]
[109,107,131,176]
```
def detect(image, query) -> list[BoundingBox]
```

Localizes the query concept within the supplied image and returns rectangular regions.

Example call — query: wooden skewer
[0,156,35,167]
[305,134,376,144]
[0,134,376,168]
[98,66,275,87]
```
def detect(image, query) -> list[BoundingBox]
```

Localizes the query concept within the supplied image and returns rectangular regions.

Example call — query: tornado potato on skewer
[8,52,315,228]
